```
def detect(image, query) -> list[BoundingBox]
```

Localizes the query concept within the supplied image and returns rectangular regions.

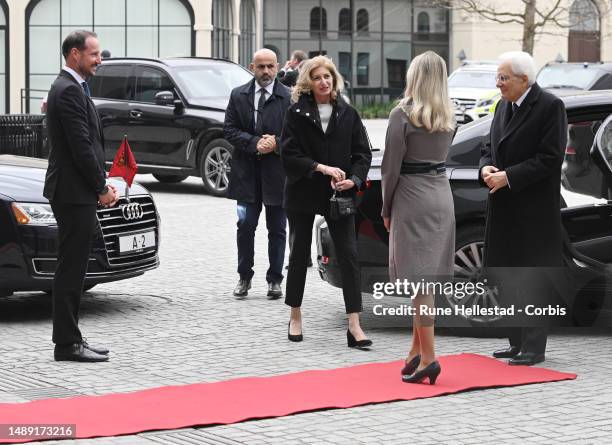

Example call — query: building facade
[0,0,610,114]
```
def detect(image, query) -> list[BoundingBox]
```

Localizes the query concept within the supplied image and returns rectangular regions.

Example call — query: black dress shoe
[82,338,109,355]
[54,343,109,362]
[347,329,372,349]
[402,361,441,385]
[509,352,545,366]
[492,345,520,359]
[233,279,251,297]
[288,320,303,342]
[267,282,283,299]
[401,355,421,376]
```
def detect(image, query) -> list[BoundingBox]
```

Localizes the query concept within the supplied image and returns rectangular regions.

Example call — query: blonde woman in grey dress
[381,51,455,384]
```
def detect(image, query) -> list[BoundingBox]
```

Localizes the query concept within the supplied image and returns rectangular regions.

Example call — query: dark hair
[101,49,111,59]
[62,30,98,59]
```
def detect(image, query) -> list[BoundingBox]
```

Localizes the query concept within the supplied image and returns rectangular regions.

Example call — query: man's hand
[98,185,118,207]
[486,171,509,194]
[481,165,499,182]
[256,135,276,154]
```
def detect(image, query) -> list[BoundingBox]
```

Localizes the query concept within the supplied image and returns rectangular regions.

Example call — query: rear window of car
[537,65,603,90]
[448,71,497,89]
[91,65,131,100]
[171,62,252,101]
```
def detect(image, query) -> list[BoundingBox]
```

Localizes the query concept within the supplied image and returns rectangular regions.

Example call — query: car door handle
[130,110,143,118]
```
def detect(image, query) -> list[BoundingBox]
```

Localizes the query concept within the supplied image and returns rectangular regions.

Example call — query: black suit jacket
[44,70,106,204]
[280,93,372,214]
[279,69,298,88]
[223,79,291,206]
[479,83,567,266]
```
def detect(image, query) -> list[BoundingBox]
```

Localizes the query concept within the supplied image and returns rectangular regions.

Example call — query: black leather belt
[400,162,446,175]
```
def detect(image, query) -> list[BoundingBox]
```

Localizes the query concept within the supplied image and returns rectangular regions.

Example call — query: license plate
[119,231,156,254]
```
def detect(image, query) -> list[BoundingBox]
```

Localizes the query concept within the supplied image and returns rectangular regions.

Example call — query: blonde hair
[291,55,344,103]
[400,51,455,132]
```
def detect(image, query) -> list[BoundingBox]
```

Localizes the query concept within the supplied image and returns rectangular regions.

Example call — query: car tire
[153,174,189,183]
[443,223,512,337]
[199,138,233,197]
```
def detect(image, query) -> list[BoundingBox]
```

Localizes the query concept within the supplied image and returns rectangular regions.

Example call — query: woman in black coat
[280,55,372,348]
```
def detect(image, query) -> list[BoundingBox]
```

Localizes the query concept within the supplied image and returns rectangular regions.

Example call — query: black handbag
[329,187,357,220]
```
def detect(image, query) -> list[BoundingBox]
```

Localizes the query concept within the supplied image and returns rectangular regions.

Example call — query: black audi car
[89,57,253,196]
[316,90,612,327]
[0,155,160,297]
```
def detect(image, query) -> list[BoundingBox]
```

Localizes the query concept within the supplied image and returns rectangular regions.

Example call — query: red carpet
[0,354,575,443]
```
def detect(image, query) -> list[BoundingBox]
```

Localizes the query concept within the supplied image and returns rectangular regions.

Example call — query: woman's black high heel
[288,320,303,342]
[401,355,421,376]
[347,330,372,349]
[401,361,441,385]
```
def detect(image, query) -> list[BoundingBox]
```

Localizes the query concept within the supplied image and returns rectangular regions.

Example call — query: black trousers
[285,210,362,313]
[508,327,548,354]
[50,201,98,345]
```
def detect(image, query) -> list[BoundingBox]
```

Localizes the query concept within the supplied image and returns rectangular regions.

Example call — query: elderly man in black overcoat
[224,49,291,299]
[479,51,567,366]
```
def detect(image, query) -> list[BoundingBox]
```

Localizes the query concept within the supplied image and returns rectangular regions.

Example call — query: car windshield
[537,65,601,90]
[172,62,253,105]
[448,71,497,89]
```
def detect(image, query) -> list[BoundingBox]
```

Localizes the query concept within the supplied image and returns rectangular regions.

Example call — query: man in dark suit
[279,50,307,88]
[44,30,118,362]
[224,49,291,299]
[479,51,567,366]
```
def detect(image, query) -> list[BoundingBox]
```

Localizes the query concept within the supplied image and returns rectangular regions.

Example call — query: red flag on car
[109,136,138,187]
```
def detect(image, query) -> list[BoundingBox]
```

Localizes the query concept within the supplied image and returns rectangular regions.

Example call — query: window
[356,9,369,35]
[239,0,256,66]
[90,65,132,100]
[26,0,193,112]
[570,0,599,32]
[213,0,233,60]
[133,67,175,103]
[310,7,327,38]
[387,59,407,89]
[0,0,7,113]
[338,52,351,83]
[339,8,351,38]
[357,52,369,85]
[417,12,430,33]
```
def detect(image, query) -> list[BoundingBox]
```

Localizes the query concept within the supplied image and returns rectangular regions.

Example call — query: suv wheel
[199,138,232,196]
[153,174,189,183]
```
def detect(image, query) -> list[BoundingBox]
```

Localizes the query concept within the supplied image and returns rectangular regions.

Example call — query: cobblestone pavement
[1,121,611,444]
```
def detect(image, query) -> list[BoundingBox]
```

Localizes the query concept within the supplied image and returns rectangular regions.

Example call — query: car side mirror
[155,91,175,106]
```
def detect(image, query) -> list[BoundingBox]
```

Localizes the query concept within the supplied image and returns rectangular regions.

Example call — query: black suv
[316,90,612,328]
[89,57,253,196]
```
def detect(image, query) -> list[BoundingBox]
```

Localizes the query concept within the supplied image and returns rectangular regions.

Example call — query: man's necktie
[81,81,91,97]
[255,88,267,135]
[512,103,519,116]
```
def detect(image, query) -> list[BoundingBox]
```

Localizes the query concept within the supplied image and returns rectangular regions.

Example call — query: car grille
[97,195,159,270]
[452,98,477,110]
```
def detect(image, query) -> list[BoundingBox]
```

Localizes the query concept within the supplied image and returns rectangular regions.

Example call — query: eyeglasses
[495,74,516,83]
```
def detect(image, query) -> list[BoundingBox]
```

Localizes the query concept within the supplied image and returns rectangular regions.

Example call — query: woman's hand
[383,217,390,232]
[317,164,345,182]
[332,178,355,192]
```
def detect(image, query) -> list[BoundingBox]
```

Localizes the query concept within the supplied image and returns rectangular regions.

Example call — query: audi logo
[120,203,144,220]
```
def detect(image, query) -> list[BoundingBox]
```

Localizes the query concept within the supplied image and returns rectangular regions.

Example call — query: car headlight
[11,202,56,225]
[476,98,495,107]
